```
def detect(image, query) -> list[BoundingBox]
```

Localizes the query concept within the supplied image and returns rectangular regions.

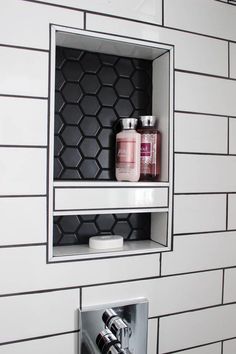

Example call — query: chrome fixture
[79,299,148,354]
[96,328,129,354]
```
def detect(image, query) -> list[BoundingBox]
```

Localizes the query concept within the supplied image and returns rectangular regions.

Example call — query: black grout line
[162,0,164,27]
[175,110,236,119]
[156,317,160,354]
[1,266,236,298]
[0,145,47,149]
[149,300,236,319]
[173,229,232,236]
[0,330,79,347]
[159,253,162,276]
[228,41,231,78]
[222,269,225,304]
[221,340,223,354]
[174,192,230,195]
[0,42,49,53]
[0,243,46,249]
[174,151,236,156]
[0,94,48,100]
[84,11,86,30]
[226,193,229,231]
[227,117,230,154]
[22,0,236,43]
[164,340,223,354]
[79,288,82,310]
[0,194,46,198]
[175,68,236,81]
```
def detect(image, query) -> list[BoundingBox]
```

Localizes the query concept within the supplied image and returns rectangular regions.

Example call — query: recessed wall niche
[48,26,174,262]
[54,46,152,181]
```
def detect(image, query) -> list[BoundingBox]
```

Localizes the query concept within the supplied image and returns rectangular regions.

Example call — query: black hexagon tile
[54,213,150,246]
[54,46,152,181]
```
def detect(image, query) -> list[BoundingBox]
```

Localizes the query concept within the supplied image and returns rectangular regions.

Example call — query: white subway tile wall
[0,290,79,343]
[175,155,236,193]
[174,194,226,234]
[147,319,158,354]
[224,268,236,303]
[174,113,228,154]
[172,343,222,354]
[0,1,235,354]
[229,43,236,79]
[159,304,236,353]
[228,194,236,230]
[175,72,236,117]
[229,118,236,154]
[0,333,77,354]
[223,338,236,354]
[0,97,48,146]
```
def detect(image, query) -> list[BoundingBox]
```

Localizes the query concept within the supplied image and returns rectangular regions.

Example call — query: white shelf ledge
[53,181,170,188]
[52,240,169,262]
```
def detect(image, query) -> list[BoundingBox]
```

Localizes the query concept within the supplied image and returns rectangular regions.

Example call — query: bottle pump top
[140,115,158,127]
[120,118,138,130]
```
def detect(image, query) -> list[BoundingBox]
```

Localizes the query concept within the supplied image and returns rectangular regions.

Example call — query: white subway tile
[228,194,236,230]
[229,118,236,154]
[224,338,236,354]
[175,155,236,193]
[164,0,236,41]
[176,72,236,116]
[174,194,226,234]
[162,232,236,275]
[159,304,236,353]
[0,0,83,49]
[82,271,222,317]
[0,148,46,195]
[0,333,77,354]
[148,319,158,354]
[0,97,47,146]
[0,246,159,294]
[224,268,236,303]
[0,197,46,245]
[230,43,236,79]
[27,0,162,24]
[173,343,221,354]
[175,113,227,154]
[0,47,48,97]
[0,290,79,343]
[86,13,228,76]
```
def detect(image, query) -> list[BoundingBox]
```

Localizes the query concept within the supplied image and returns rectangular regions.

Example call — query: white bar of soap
[89,235,124,250]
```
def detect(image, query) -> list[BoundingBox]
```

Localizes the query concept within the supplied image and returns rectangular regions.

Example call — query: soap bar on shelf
[89,235,124,250]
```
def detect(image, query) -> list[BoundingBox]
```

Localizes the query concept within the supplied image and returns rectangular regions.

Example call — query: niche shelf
[48,25,174,262]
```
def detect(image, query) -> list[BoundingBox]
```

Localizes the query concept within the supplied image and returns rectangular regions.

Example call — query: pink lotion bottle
[115,118,141,182]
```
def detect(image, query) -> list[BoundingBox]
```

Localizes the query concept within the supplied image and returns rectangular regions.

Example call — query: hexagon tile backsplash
[54,46,152,180]
[53,46,152,246]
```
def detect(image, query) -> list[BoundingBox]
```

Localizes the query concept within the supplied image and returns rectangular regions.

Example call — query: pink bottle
[138,115,161,181]
[115,118,141,182]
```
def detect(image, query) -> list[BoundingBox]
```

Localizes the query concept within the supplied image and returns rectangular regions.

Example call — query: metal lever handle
[102,309,130,350]
[96,329,127,354]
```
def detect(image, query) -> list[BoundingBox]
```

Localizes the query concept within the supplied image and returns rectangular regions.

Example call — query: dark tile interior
[54,46,152,180]
[54,46,152,246]
[53,213,151,246]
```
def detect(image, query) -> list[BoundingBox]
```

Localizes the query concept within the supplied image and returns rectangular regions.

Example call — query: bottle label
[116,139,135,168]
[140,134,157,174]
[141,143,151,157]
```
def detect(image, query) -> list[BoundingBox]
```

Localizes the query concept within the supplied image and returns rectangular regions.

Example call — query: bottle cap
[120,118,138,130]
[89,235,124,250]
[139,115,158,128]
